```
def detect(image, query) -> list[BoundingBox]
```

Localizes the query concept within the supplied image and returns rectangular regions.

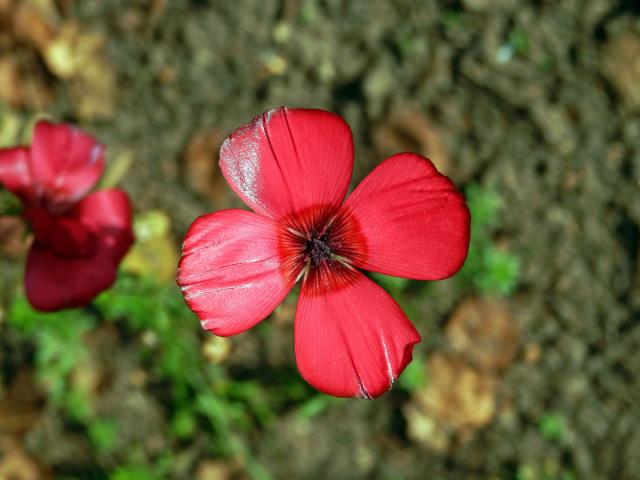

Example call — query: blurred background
[0,0,639,479]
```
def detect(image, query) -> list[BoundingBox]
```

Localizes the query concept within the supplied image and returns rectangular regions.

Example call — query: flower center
[305,230,332,266]
[277,205,368,293]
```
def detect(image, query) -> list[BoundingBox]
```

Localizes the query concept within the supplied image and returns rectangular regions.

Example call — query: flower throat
[305,231,332,266]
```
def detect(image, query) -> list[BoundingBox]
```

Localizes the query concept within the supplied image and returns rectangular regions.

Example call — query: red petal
[30,121,104,209]
[220,107,354,222]
[24,189,133,312]
[24,206,98,258]
[0,147,34,203]
[342,153,470,280]
[72,189,134,263]
[178,209,293,336]
[295,268,421,398]
[25,246,119,311]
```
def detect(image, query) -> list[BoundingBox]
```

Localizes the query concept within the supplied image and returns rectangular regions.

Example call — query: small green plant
[370,272,411,294]
[458,185,520,296]
[6,273,287,479]
[96,273,302,480]
[8,298,96,421]
[396,354,427,392]
[538,413,566,441]
[109,465,160,480]
[0,186,22,216]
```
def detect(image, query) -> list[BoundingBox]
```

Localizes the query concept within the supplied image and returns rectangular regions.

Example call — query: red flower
[0,121,134,311]
[178,107,470,398]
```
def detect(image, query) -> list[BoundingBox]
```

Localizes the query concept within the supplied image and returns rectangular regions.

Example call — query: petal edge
[219,107,354,221]
[178,209,293,336]
[295,269,420,398]
[342,153,470,280]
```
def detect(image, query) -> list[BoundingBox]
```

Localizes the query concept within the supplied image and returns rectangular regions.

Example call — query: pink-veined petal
[342,153,470,280]
[0,147,34,203]
[178,209,294,336]
[23,189,133,312]
[30,121,104,208]
[219,107,354,223]
[295,268,421,398]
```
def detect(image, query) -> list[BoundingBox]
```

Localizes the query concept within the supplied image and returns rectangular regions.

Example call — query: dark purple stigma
[305,231,332,266]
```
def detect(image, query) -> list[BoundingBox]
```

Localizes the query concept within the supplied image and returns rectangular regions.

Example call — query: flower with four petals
[177,107,470,398]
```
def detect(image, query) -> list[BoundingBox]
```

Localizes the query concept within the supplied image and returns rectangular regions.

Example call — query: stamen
[287,226,306,239]
[322,214,337,232]
[294,258,311,284]
[330,253,355,271]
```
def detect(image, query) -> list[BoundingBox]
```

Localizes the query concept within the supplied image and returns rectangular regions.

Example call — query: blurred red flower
[178,107,470,398]
[0,121,133,311]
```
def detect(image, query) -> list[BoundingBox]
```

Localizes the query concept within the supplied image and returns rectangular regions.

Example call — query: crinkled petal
[0,147,34,203]
[30,121,104,208]
[220,107,353,223]
[178,209,293,336]
[342,153,470,280]
[24,189,133,312]
[295,268,420,398]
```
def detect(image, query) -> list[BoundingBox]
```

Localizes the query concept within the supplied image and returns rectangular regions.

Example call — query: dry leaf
[122,210,179,282]
[0,369,42,435]
[43,22,117,119]
[0,216,28,258]
[403,403,450,452]
[414,353,497,430]
[196,460,234,480]
[181,129,231,207]
[202,336,232,365]
[0,436,48,480]
[602,30,640,112]
[0,57,52,109]
[11,2,56,51]
[373,107,451,174]
[99,149,135,189]
[446,297,519,371]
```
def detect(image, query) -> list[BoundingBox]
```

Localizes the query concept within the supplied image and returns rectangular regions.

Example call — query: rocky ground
[0,1,639,479]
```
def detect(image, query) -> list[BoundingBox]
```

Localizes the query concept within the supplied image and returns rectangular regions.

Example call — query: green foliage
[517,464,576,480]
[110,466,160,480]
[8,298,96,420]
[6,274,286,479]
[171,408,196,440]
[538,413,566,441]
[295,395,345,420]
[396,355,426,392]
[458,185,520,296]
[96,274,286,479]
[0,187,22,216]
[371,272,411,294]
[89,419,120,453]
[474,246,521,296]
[508,29,530,56]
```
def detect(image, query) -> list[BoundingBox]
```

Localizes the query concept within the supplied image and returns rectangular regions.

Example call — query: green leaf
[538,413,566,441]
[466,184,502,231]
[89,419,119,452]
[396,357,426,392]
[475,247,520,296]
[110,466,159,480]
[370,272,411,293]
[171,409,196,440]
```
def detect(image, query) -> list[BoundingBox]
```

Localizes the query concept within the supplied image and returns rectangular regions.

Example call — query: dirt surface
[1,1,640,479]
